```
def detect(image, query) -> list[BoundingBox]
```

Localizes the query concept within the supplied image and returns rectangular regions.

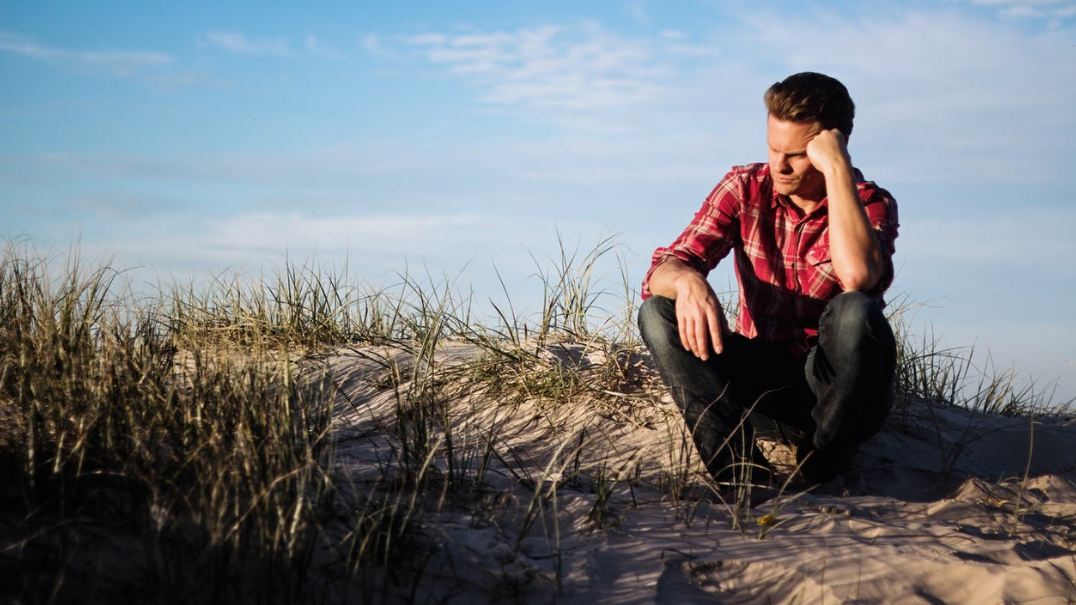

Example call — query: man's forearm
[648,258,703,299]
[823,163,883,292]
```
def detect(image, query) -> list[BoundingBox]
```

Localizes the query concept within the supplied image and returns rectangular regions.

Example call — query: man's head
[764,72,855,138]
[764,72,855,200]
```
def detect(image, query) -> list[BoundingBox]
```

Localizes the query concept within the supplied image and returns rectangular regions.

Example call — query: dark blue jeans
[638,291,896,483]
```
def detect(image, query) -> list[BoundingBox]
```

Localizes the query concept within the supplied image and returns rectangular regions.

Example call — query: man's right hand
[648,259,728,360]
[673,273,725,360]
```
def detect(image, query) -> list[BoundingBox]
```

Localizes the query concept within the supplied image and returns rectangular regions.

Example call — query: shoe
[795,442,853,485]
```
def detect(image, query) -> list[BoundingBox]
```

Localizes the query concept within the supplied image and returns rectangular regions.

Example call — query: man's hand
[805,128,851,176]
[648,258,728,360]
[673,272,725,360]
[805,127,883,292]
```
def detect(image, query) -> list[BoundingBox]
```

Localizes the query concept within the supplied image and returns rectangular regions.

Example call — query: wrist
[672,269,700,294]
[821,160,854,191]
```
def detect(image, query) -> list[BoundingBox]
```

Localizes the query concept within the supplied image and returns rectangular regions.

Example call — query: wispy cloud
[899,209,1076,266]
[197,31,295,57]
[404,23,671,110]
[304,35,341,58]
[967,0,1076,20]
[625,0,650,24]
[0,30,172,76]
[197,30,346,59]
[56,210,587,286]
[207,212,507,255]
[360,34,382,55]
[396,10,1075,184]
[729,9,1076,183]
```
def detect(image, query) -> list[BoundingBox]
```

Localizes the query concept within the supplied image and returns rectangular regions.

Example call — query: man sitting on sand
[638,72,899,488]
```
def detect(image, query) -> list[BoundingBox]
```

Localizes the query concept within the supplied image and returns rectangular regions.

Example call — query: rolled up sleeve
[641,172,743,300]
[861,185,899,298]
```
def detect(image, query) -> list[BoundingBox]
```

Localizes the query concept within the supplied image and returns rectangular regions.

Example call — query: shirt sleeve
[859,183,899,297]
[641,171,743,300]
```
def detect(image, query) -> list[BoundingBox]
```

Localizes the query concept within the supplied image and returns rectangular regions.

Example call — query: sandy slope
[320,342,1076,604]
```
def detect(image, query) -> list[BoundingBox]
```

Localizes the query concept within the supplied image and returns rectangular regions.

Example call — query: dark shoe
[795,442,853,485]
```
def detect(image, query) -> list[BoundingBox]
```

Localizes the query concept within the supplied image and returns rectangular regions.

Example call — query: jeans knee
[638,296,678,350]
[819,292,896,364]
[823,291,878,335]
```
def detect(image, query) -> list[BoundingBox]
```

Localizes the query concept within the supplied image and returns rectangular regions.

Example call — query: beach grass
[0,238,1068,603]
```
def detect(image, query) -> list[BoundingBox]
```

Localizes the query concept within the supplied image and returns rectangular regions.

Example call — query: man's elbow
[839,258,890,290]
[841,277,874,292]
[837,265,880,293]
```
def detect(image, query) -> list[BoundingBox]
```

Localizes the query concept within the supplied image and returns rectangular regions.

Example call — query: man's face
[766,114,824,200]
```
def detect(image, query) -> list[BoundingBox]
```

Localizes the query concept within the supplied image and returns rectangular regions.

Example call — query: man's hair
[764,72,855,137]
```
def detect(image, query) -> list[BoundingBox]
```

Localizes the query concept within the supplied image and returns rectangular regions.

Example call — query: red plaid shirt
[642,163,899,356]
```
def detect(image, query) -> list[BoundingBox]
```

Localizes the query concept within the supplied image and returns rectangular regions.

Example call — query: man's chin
[773,181,797,196]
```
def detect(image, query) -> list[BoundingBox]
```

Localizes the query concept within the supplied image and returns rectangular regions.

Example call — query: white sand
[321,342,1076,604]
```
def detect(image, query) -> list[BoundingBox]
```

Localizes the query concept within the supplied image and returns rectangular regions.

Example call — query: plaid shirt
[642,162,899,356]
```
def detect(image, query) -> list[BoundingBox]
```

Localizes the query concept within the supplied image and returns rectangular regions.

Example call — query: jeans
[637,291,897,483]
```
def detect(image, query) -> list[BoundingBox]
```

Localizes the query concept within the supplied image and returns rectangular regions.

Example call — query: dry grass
[0,245,336,603]
[0,238,1068,603]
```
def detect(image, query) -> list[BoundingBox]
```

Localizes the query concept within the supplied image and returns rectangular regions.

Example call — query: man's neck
[788,193,824,215]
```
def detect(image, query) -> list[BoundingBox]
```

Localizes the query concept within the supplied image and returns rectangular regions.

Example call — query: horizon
[3,0,1074,405]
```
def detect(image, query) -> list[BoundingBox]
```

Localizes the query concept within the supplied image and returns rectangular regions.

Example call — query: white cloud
[967,0,1076,20]
[198,31,294,57]
[360,34,384,55]
[404,23,670,110]
[0,126,731,199]
[898,210,1076,265]
[51,209,615,299]
[207,212,508,254]
[726,9,1076,184]
[0,30,172,76]
[197,30,347,59]
[396,11,1075,183]
[626,0,650,24]
[304,34,342,58]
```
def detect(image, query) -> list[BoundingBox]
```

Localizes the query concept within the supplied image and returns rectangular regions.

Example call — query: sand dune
[319,342,1076,604]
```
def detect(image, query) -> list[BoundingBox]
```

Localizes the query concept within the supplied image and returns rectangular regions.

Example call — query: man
[638,72,899,488]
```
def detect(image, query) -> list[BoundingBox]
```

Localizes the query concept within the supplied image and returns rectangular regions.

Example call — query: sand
[319,341,1076,604]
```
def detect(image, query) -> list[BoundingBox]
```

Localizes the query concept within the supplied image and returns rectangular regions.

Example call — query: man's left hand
[806,128,851,175]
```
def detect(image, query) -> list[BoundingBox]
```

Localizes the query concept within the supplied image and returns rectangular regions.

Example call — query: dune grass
[0,238,1068,603]
[887,295,1068,417]
[0,245,342,603]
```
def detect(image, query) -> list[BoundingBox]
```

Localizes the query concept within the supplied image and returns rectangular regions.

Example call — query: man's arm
[806,129,884,292]
[642,169,743,360]
[647,259,726,360]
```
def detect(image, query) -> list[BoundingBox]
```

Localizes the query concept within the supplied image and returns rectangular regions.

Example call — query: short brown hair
[764,72,855,137]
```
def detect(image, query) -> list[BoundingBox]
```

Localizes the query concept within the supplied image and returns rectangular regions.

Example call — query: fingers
[676,304,702,358]
[693,311,710,360]
[677,304,724,360]
[707,307,724,355]
[679,312,709,359]
[674,286,727,360]
[677,307,691,352]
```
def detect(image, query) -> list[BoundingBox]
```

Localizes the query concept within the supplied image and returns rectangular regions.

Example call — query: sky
[2,0,1075,405]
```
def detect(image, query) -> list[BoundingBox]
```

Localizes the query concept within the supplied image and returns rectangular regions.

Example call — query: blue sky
[3,0,1075,404]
